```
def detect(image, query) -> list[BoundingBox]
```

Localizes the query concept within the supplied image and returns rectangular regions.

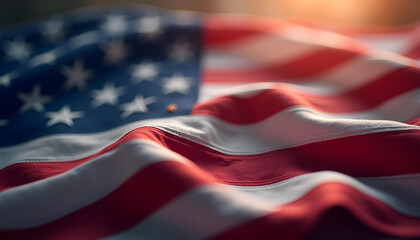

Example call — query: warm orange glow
[211,0,420,25]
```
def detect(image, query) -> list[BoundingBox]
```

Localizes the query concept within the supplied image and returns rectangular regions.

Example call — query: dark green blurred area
[0,0,208,28]
[0,1,83,27]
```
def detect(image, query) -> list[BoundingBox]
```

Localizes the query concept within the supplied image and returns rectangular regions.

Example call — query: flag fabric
[0,5,420,240]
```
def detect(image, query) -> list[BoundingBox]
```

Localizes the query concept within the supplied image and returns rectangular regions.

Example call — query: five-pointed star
[45,105,83,127]
[102,39,129,65]
[61,59,93,90]
[0,74,11,87]
[131,61,159,83]
[120,95,156,118]
[161,73,192,94]
[3,36,31,62]
[90,82,125,107]
[101,14,127,36]
[136,16,163,40]
[17,84,52,113]
[168,37,194,63]
[41,17,65,42]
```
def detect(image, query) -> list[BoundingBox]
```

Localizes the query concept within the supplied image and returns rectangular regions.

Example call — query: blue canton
[0,6,203,147]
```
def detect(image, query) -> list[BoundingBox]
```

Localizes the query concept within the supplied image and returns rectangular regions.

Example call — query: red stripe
[1,127,419,189]
[0,160,86,192]
[203,48,360,83]
[0,129,147,192]
[143,128,420,185]
[212,183,420,240]
[405,43,420,59]
[196,67,420,124]
[0,161,213,240]
[407,117,420,126]
[203,68,276,84]
[204,15,287,46]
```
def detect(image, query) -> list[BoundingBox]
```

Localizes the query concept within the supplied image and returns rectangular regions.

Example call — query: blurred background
[2,0,420,28]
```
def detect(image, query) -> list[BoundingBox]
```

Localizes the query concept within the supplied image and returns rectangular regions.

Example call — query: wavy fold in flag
[0,5,420,240]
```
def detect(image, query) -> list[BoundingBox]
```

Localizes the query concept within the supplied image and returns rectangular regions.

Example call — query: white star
[136,16,163,40]
[0,74,11,87]
[17,84,52,113]
[90,82,125,107]
[101,39,129,65]
[45,105,83,127]
[101,14,127,36]
[120,95,156,118]
[61,59,93,90]
[0,119,7,127]
[162,73,193,94]
[41,17,65,42]
[131,61,159,83]
[168,37,194,63]
[3,36,31,62]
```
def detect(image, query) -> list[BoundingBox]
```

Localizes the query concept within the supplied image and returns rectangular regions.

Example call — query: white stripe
[204,24,360,71]
[205,23,363,70]
[203,51,258,70]
[1,102,419,169]
[102,185,272,240]
[2,137,419,231]
[104,172,420,240]
[204,50,417,95]
[206,33,321,67]
[0,139,189,230]
[198,83,239,101]
[279,24,357,49]
[331,88,420,121]
[298,51,416,93]
[356,34,412,53]
[232,171,420,217]
[0,119,158,169]
[155,108,418,155]
[201,83,420,122]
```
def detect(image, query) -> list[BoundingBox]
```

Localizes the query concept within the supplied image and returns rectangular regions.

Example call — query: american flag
[0,5,420,240]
